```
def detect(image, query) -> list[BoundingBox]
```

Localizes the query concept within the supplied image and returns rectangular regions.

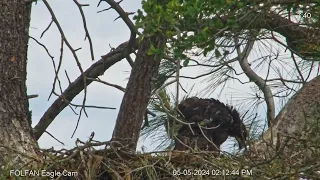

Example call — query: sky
[26,0,317,153]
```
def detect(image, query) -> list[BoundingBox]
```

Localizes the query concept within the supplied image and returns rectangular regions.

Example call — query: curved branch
[33,40,138,140]
[234,36,276,128]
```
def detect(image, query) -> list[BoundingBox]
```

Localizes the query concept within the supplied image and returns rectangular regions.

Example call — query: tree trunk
[112,33,166,151]
[254,75,320,162]
[0,1,39,169]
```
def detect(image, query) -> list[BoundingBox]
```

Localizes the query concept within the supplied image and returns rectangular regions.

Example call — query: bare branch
[45,131,65,145]
[33,39,138,140]
[99,0,139,68]
[27,94,39,99]
[65,70,71,85]
[73,0,95,60]
[291,52,306,84]
[29,36,54,59]
[98,0,137,34]
[42,0,93,136]
[70,103,116,110]
[40,19,53,39]
[234,35,275,148]
[48,37,64,101]
[87,77,125,92]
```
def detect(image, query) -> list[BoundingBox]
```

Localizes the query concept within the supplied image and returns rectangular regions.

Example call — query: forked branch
[234,35,275,128]
[98,0,140,66]
[33,40,139,140]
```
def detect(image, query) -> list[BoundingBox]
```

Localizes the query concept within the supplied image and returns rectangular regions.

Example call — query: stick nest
[10,138,317,180]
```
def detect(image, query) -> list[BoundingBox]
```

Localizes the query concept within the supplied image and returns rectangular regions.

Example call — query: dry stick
[30,35,64,98]
[266,78,304,84]
[87,77,126,92]
[68,103,79,116]
[51,91,82,116]
[168,54,243,80]
[30,35,64,101]
[86,77,156,117]
[234,36,275,148]
[69,102,116,110]
[29,36,80,116]
[177,66,225,80]
[179,82,187,94]
[45,131,65,145]
[33,39,139,140]
[42,0,85,77]
[27,94,39,99]
[187,57,238,68]
[73,0,94,60]
[48,37,64,101]
[40,19,53,38]
[29,36,53,59]
[100,0,139,67]
[197,124,221,152]
[172,135,194,152]
[291,52,306,84]
[42,0,90,137]
[65,70,72,84]
[98,0,138,34]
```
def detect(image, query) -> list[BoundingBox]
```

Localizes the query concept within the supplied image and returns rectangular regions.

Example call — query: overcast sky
[26,0,317,153]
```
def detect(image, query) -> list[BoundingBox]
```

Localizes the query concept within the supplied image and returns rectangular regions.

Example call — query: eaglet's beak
[199,119,211,126]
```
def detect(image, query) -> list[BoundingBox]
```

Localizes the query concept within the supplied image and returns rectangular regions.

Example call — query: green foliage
[135,0,320,62]
[137,0,320,156]
[147,44,161,55]
[134,0,244,64]
[154,60,176,89]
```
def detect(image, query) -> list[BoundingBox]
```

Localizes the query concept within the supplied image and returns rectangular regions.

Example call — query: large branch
[111,33,167,151]
[235,37,275,127]
[33,40,138,140]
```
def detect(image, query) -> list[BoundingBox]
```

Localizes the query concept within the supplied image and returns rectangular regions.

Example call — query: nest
[3,138,319,180]
[40,144,249,180]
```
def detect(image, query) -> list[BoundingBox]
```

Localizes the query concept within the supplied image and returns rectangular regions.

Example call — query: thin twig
[45,131,65,145]
[27,94,39,99]
[40,19,53,38]
[73,0,95,60]
[42,0,88,136]
[100,0,139,67]
[33,39,138,140]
